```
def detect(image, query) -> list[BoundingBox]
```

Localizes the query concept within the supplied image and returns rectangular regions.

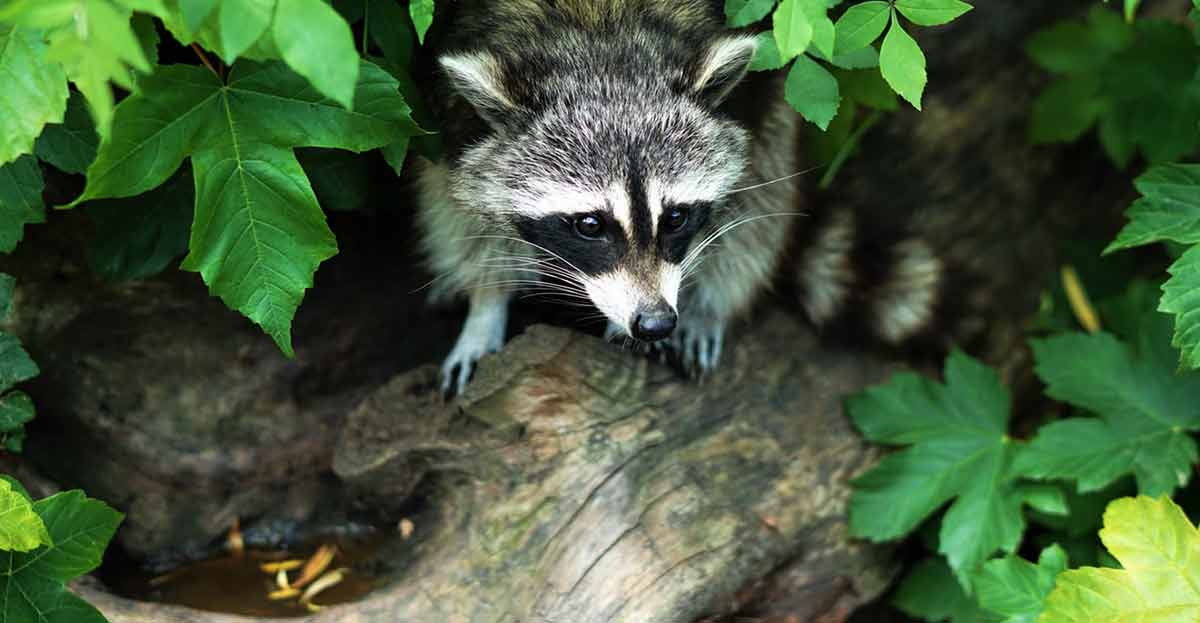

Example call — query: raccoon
[416,0,944,396]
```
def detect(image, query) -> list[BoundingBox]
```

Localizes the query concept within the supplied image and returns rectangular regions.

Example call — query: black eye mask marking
[513,213,629,276]
[659,202,711,264]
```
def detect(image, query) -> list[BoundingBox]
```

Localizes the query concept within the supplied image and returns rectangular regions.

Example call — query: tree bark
[76,314,898,623]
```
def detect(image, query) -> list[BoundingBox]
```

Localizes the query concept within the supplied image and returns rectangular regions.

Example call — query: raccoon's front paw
[440,325,506,399]
[667,318,726,379]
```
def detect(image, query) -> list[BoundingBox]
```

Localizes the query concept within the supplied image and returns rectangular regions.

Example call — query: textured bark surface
[76,315,898,623]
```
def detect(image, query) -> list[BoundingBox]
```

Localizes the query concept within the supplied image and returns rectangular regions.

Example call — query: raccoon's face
[441,35,757,341]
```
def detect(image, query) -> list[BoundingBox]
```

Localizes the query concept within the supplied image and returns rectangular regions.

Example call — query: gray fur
[417,0,941,395]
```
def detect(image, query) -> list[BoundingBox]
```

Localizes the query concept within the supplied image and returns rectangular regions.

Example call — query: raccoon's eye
[574,214,605,239]
[664,207,689,232]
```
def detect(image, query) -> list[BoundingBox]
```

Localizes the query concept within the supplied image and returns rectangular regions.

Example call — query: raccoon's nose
[631,306,677,342]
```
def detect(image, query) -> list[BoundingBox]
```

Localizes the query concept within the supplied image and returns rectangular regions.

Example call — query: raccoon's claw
[441,344,499,399]
[440,357,476,400]
[440,312,508,399]
[666,322,725,379]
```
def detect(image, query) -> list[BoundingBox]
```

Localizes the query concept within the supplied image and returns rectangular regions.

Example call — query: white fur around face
[657,154,746,207]
[584,269,641,334]
[518,182,606,218]
[607,183,634,240]
[583,267,679,335]
[660,263,682,309]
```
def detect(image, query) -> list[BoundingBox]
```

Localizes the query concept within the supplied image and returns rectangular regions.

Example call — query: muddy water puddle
[106,535,386,618]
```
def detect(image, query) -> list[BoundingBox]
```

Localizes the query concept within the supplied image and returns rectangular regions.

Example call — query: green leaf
[848,350,1028,583]
[1161,246,1200,370]
[0,478,50,552]
[1104,165,1200,370]
[185,141,333,355]
[0,273,14,320]
[894,0,972,27]
[892,557,987,623]
[178,0,219,35]
[1040,496,1200,623]
[380,134,410,177]
[1107,165,1200,251]
[1098,21,1200,165]
[86,168,193,281]
[0,333,38,395]
[804,0,835,61]
[1028,75,1101,144]
[271,0,359,109]
[828,45,879,69]
[0,489,122,623]
[1026,9,1133,75]
[0,24,68,168]
[749,31,787,71]
[367,0,414,66]
[0,476,31,504]
[726,0,776,27]
[879,11,926,110]
[974,545,1066,623]
[0,155,45,253]
[0,0,162,141]
[34,91,99,175]
[0,392,35,435]
[773,0,813,62]
[1025,12,1199,166]
[131,12,160,66]
[783,54,841,130]
[73,60,420,354]
[192,0,276,62]
[1016,313,1200,496]
[409,0,434,45]
[833,1,889,54]
[837,67,897,110]
[26,491,123,580]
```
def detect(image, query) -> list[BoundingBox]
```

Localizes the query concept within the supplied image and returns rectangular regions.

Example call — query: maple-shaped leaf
[70,59,421,355]
[1040,495,1200,623]
[848,350,1063,584]
[1015,310,1200,496]
[1103,143,1200,371]
[0,489,123,623]
[975,545,1067,623]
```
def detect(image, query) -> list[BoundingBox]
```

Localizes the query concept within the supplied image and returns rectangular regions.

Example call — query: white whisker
[727,166,822,195]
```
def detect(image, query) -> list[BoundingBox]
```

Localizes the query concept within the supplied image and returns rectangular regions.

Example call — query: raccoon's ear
[691,35,758,106]
[439,52,519,127]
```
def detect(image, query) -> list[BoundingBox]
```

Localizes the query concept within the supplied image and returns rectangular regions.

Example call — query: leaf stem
[191,44,220,80]
[819,110,882,190]
[362,2,371,56]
